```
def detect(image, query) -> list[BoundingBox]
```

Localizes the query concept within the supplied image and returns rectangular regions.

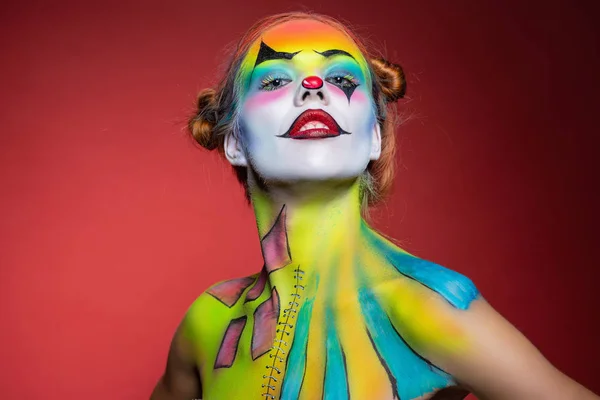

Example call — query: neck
[250,179,366,294]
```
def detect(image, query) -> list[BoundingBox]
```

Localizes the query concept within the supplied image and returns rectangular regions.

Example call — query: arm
[428,297,599,400]
[150,322,202,400]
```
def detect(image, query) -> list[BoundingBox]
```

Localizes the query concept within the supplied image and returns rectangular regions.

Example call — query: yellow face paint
[238,19,372,98]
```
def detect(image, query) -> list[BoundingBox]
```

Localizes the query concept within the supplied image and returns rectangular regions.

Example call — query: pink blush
[244,87,291,110]
[351,90,368,104]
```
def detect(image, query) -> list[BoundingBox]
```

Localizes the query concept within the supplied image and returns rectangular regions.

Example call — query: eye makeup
[260,73,293,91]
[242,38,371,101]
[324,72,360,102]
[325,71,359,85]
[250,62,364,94]
[251,65,295,91]
[324,59,365,83]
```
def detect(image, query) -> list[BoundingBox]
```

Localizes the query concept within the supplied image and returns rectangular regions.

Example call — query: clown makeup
[183,19,484,400]
[227,19,381,186]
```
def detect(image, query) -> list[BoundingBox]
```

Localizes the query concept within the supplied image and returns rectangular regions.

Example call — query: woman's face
[228,19,380,186]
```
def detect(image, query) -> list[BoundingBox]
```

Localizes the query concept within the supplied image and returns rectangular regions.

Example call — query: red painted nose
[302,76,323,89]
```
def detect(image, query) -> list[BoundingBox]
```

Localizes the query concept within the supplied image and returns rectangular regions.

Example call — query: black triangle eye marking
[254,41,301,68]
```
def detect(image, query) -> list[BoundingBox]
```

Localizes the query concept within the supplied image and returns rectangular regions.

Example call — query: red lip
[284,109,341,139]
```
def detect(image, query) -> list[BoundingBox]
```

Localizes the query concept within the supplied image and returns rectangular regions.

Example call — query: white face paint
[225,20,381,187]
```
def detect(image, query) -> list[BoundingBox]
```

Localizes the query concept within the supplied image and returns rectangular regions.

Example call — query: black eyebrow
[314,49,355,60]
[254,41,301,68]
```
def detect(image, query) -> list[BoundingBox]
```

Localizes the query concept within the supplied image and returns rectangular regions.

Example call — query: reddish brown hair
[188,12,406,209]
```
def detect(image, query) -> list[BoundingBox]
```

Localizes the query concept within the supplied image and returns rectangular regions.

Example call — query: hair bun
[189,88,219,150]
[371,58,406,102]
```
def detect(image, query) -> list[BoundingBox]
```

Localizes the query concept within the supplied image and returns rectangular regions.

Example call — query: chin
[248,141,372,185]
[256,161,369,185]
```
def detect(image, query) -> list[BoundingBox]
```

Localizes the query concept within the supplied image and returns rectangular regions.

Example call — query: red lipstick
[278,109,350,139]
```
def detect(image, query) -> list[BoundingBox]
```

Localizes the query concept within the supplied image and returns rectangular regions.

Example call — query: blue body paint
[362,222,480,310]
[280,296,315,399]
[323,307,349,400]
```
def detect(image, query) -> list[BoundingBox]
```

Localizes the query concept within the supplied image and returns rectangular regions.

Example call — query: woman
[151,12,598,400]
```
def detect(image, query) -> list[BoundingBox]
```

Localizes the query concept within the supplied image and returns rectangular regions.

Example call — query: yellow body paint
[181,183,479,399]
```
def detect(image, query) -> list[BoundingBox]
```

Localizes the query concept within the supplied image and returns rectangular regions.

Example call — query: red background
[1,0,598,398]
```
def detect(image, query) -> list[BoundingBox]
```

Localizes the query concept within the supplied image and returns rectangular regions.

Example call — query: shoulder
[386,250,481,311]
[381,264,593,399]
[182,272,261,346]
[426,296,598,398]
[188,273,259,312]
[366,230,597,397]
[362,227,479,309]
[375,256,482,362]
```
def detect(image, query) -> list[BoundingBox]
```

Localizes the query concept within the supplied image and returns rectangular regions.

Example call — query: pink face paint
[348,90,368,104]
[244,84,292,110]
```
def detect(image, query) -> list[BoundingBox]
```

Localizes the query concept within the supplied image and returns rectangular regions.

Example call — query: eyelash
[258,72,360,91]
[259,74,292,91]
[325,73,360,89]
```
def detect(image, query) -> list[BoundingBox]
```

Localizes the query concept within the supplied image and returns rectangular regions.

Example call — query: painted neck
[250,179,365,292]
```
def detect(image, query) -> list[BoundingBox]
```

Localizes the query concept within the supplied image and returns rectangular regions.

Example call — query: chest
[197,290,459,400]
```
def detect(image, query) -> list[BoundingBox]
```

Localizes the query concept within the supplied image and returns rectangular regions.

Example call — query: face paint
[233,19,379,185]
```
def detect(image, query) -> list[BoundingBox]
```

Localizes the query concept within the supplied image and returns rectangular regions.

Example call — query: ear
[369,122,382,161]
[224,131,248,167]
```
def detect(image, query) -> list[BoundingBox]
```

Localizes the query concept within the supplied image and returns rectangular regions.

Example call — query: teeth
[298,121,329,132]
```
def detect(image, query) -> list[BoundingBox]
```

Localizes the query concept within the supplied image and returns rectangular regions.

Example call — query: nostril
[301,90,325,102]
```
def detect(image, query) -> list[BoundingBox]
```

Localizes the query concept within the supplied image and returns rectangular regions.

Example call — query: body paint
[184,182,480,399]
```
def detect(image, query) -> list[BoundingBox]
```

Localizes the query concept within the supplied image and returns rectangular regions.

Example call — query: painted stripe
[245,268,267,302]
[361,223,479,310]
[280,297,315,400]
[252,287,280,359]
[214,316,247,369]
[357,287,453,399]
[207,277,255,307]
[364,327,399,399]
[323,307,350,400]
[260,205,292,273]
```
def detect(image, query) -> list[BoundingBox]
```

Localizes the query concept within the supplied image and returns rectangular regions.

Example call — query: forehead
[252,19,362,57]
[239,19,369,80]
